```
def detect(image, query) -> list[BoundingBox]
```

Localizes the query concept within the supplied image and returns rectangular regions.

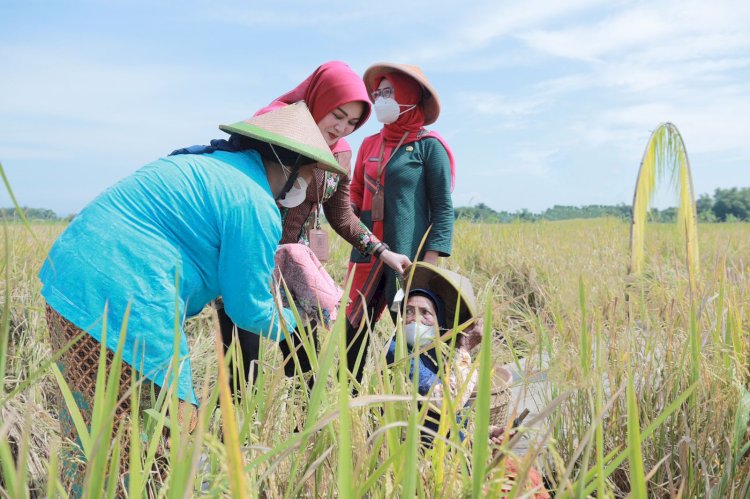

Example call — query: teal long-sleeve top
[39,149,296,405]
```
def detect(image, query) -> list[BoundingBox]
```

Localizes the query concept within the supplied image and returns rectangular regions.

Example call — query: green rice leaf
[626,367,647,497]
[51,362,92,455]
[471,296,494,497]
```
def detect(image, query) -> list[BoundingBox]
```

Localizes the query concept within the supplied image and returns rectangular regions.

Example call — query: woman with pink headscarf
[345,63,456,385]
[209,61,411,391]
[253,61,408,269]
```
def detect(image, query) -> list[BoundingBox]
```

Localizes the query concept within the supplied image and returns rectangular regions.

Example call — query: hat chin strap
[275,154,303,201]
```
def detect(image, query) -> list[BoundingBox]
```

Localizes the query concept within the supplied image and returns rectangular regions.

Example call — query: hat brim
[363,62,441,126]
[219,122,346,176]
[406,262,476,328]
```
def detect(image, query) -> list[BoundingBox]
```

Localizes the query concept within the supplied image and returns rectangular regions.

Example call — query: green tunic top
[350,136,454,308]
[383,137,454,260]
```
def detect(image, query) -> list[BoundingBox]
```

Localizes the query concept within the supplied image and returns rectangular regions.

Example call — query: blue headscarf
[408,288,446,329]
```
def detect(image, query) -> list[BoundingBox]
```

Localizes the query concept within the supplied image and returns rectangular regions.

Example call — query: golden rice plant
[3,156,750,496]
[629,122,699,296]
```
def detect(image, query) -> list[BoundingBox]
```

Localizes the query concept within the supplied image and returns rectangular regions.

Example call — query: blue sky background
[2,0,748,217]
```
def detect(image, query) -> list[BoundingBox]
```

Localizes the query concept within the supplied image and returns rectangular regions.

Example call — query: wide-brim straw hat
[406,262,477,329]
[219,102,346,176]
[363,62,441,126]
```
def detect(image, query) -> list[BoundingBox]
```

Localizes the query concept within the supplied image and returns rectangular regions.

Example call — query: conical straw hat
[219,102,345,175]
[363,62,441,126]
[407,261,477,328]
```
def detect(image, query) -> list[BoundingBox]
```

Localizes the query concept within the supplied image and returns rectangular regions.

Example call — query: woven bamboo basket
[468,365,513,426]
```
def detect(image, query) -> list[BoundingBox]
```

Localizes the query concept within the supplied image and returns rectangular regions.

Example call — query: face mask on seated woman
[404,321,436,347]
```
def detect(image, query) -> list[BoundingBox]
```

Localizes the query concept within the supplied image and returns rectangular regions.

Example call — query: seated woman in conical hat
[385,262,550,497]
[385,262,485,444]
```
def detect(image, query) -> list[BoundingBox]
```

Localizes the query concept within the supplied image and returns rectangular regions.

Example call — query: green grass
[1,217,749,497]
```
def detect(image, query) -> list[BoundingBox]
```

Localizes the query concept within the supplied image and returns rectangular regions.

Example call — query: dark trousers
[217,302,386,396]
[344,275,401,391]
[217,306,315,394]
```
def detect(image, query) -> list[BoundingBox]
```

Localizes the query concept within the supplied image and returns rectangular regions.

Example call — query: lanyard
[314,169,322,229]
[375,132,410,190]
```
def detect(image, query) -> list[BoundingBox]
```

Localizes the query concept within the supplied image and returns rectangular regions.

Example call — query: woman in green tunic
[346,62,456,384]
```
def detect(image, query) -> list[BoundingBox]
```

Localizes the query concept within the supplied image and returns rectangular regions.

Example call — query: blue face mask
[404,321,436,347]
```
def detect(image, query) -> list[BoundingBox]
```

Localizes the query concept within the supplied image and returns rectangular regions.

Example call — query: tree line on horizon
[2,187,750,223]
[455,187,750,223]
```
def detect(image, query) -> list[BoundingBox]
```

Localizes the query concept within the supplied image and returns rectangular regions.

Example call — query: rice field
[1,214,749,497]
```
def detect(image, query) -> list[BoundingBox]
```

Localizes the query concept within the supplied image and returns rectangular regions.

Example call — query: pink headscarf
[255,61,372,154]
[374,71,456,191]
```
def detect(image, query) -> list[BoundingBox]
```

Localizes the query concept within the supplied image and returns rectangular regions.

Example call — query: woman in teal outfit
[39,103,342,494]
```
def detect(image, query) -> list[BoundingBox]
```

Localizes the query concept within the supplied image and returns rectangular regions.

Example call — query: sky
[1,0,749,217]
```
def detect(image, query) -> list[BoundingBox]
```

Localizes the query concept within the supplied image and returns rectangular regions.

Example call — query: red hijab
[374,71,456,191]
[255,61,371,154]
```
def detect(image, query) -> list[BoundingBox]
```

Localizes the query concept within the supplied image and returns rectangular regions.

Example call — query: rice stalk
[629,122,699,296]
[211,309,247,498]
[470,296,494,497]
[337,287,353,497]
[626,364,647,497]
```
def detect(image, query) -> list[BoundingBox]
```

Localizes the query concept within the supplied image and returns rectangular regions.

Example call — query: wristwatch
[374,242,390,259]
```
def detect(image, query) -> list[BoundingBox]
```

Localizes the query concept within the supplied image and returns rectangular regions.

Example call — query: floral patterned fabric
[274,244,344,326]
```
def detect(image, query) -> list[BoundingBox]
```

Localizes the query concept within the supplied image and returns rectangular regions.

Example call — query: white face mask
[404,321,436,347]
[277,176,308,208]
[373,97,416,124]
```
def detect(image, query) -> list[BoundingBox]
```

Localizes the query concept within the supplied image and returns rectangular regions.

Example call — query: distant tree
[652,207,677,223]
[696,194,712,214]
[540,204,631,221]
[455,203,505,222]
[516,208,536,222]
[695,194,715,222]
[712,187,750,221]
[453,188,750,224]
[0,207,61,220]
[725,213,740,223]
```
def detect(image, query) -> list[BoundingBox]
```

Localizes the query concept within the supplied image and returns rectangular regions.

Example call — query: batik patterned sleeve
[323,156,381,255]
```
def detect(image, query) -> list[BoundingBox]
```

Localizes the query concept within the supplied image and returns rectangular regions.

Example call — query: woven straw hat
[219,102,346,175]
[363,62,441,125]
[406,262,477,329]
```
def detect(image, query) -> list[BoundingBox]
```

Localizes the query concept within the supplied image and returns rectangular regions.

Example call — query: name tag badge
[371,191,384,221]
[309,229,330,263]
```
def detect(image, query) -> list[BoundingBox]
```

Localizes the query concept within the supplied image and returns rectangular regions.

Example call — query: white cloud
[0,43,273,163]
[519,0,750,62]
[476,146,558,178]
[3,0,749,215]
[391,0,604,65]
[196,5,368,29]
[457,91,545,118]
